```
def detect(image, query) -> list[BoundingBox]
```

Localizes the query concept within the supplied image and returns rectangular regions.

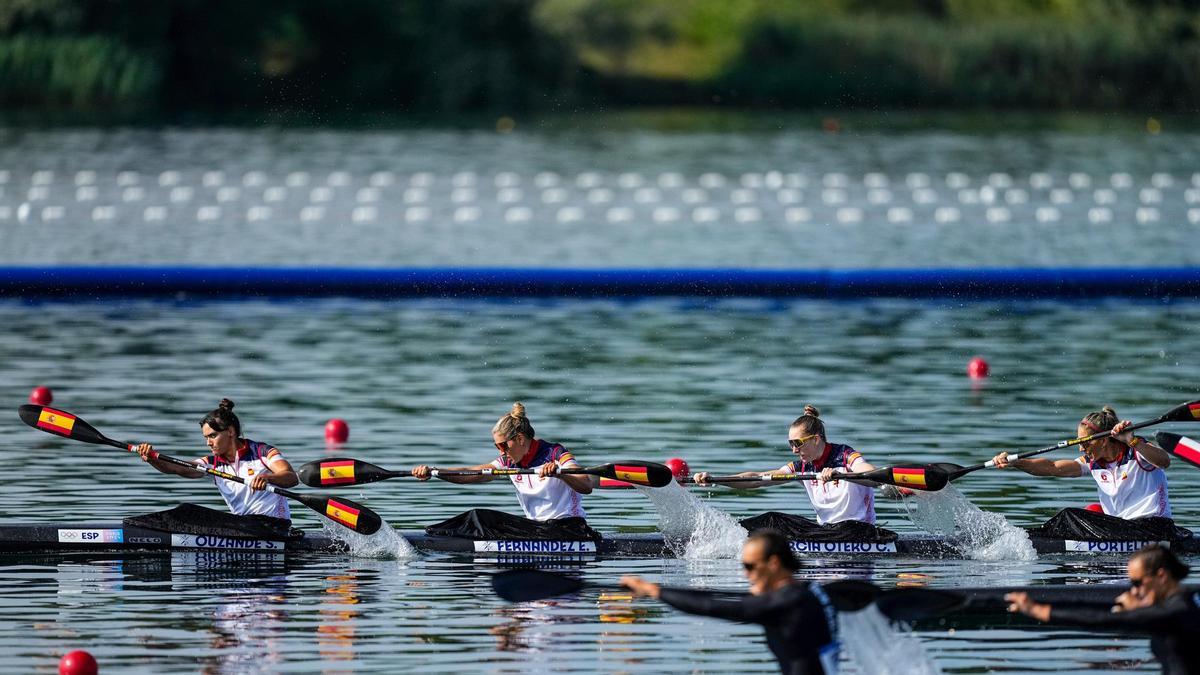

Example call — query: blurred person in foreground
[620,529,840,675]
[1006,544,1199,674]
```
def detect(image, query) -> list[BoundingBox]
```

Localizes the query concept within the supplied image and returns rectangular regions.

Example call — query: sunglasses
[741,560,760,572]
[1129,577,1145,588]
[494,434,520,452]
[788,434,820,450]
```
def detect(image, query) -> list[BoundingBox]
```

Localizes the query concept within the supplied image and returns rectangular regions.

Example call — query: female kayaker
[411,402,598,540]
[992,406,1187,540]
[135,398,298,521]
[694,405,894,541]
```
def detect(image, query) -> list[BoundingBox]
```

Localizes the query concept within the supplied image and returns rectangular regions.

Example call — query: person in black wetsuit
[620,529,840,675]
[1006,544,1199,674]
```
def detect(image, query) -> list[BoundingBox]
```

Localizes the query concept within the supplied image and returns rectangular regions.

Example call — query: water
[0,297,1196,673]
[0,116,1196,672]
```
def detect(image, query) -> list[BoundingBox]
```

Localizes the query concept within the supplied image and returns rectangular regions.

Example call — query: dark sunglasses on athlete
[788,434,819,450]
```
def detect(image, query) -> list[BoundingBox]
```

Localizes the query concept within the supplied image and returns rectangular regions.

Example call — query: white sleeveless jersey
[785,443,875,525]
[492,439,586,521]
[1074,441,1170,519]
[197,439,292,520]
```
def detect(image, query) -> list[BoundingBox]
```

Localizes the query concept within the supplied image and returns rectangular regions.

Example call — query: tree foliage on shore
[0,0,1197,114]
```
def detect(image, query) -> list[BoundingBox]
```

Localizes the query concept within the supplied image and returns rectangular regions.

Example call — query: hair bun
[803,405,820,418]
[218,398,235,411]
[510,402,526,419]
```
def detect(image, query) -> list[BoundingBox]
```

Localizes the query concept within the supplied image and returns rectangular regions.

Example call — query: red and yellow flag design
[325,499,360,530]
[1172,436,1200,468]
[1188,403,1200,420]
[891,467,928,489]
[613,464,649,485]
[320,460,357,486]
[37,408,76,435]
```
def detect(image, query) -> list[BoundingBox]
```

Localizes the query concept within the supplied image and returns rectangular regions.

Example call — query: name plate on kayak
[1063,539,1164,553]
[58,528,124,544]
[789,540,898,554]
[171,534,285,551]
[473,540,598,554]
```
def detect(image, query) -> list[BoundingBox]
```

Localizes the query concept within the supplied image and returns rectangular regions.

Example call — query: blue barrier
[0,266,1196,299]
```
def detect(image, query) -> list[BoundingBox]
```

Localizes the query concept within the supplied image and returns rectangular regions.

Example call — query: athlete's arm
[993,452,1085,477]
[411,462,498,484]
[1132,439,1171,469]
[547,458,594,494]
[134,443,205,479]
[258,455,299,489]
[693,467,789,489]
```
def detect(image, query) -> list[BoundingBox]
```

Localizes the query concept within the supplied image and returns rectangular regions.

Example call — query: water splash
[899,485,1036,561]
[635,482,746,559]
[319,520,420,559]
[840,605,943,675]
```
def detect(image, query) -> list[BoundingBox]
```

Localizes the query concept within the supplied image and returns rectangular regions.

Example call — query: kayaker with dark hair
[1006,544,1199,674]
[135,398,298,520]
[620,529,840,675]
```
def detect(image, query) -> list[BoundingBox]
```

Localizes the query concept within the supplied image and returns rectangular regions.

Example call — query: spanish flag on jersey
[37,408,76,436]
[1189,402,1200,420]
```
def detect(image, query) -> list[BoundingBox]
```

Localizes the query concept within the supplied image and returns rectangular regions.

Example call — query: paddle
[857,399,1200,492]
[298,456,675,488]
[683,463,938,490]
[491,569,966,621]
[18,404,383,535]
[1154,432,1200,469]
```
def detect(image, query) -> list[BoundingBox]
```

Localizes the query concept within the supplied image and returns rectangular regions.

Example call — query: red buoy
[30,386,53,405]
[967,357,990,379]
[665,457,690,483]
[59,650,98,675]
[1084,503,1104,513]
[324,419,349,443]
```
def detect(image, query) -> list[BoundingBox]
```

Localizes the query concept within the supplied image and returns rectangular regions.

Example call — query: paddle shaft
[959,414,1175,479]
[434,467,611,479]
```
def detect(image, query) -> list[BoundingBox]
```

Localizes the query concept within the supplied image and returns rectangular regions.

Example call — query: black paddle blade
[297,457,401,487]
[821,579,881,611]
[867,464,950,491]
[1161,399,1200,423]
[874,588,968,622]
[292,493,382,535]
[591,461,675,488]
[1155,432,1200,469]
[18,404,113,445]
[493,569,587,602]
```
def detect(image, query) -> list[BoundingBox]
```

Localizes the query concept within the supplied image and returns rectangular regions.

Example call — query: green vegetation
[0,0,1197,115]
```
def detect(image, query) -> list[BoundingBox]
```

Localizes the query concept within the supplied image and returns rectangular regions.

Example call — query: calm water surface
[0,298,1196,673]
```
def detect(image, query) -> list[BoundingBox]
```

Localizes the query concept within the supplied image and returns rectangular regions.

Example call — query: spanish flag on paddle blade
[37,408,76,436]
[891,467,928,489]
[613,464,650,485]
[320,460,357,485]
[326,499,360,530]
